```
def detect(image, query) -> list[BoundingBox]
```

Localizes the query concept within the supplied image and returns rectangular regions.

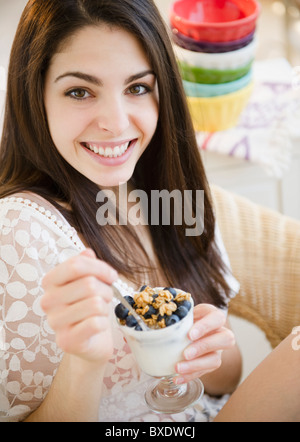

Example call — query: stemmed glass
[145,375,204,414]
[117,288,204,414]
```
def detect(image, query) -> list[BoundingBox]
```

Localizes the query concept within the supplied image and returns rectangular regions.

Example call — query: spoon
[112,283,149,331]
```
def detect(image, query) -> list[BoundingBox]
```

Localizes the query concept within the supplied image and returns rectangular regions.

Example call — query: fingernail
[190,329,201,341]
[174,377,185,385]
[185,347,197,360]
[177,362,189,374]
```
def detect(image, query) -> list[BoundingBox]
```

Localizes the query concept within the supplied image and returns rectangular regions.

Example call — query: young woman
[0,0,299,423]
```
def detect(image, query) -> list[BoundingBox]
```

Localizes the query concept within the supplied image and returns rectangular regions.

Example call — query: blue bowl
[183,70,253,97]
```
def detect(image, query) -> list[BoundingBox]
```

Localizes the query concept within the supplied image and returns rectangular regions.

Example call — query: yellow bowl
[187,82,254,132]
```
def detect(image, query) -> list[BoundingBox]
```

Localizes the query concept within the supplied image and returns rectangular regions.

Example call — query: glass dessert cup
[144,375,204,415]
[118,288,204,414]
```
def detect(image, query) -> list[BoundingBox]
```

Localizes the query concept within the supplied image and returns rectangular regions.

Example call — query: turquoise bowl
[183,70,253,97]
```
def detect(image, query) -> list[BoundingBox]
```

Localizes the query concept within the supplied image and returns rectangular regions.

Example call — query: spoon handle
[112,283,149,331]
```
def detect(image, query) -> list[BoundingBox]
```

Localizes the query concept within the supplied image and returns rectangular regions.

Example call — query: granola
[115,286,193,330]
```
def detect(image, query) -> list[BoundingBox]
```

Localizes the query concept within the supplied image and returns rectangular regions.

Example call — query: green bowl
[178,60,253,84]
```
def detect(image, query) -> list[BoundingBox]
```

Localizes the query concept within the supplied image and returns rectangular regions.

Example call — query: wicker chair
[211,185,300,349]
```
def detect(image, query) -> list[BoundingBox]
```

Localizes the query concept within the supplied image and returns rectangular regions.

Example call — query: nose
[96,96,130,136]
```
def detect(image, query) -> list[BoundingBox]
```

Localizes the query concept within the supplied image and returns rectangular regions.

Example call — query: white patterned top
[0,193,239,422]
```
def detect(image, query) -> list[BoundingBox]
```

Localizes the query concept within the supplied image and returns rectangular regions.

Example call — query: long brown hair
[0,0,231,307]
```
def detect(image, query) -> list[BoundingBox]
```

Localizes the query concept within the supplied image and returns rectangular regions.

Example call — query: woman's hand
[175,304,236,385]
[41,249,118,364]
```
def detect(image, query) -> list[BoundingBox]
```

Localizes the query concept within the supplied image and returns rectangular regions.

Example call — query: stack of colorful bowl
[170,0,261,132]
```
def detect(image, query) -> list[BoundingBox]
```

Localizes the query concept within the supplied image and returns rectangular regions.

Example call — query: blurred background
[0,0,300,383]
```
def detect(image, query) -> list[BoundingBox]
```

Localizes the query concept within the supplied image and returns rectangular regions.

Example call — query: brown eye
[128,84,149,96]
[130,85,142,95]
[66,88,90,100]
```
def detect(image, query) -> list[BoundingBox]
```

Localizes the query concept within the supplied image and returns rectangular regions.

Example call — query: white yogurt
[119,288,194,377]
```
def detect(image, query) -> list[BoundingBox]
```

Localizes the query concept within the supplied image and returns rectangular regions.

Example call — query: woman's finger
[41,276,113,312]
[189,307,226,341]
[184,327,236,361]
[55,315,112,357]
[42,249,118,289]
[175,352,222,378]
[193,303,220,320]
[174,370,212,386]
[46,295,110,331]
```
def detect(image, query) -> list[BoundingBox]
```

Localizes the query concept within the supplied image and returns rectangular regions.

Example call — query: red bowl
[170,0,261,43]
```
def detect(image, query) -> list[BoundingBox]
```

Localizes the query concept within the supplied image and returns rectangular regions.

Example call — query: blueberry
[183,300,192,311]
[176,306,189,319]
[135,324,143,331]
[115,303,129,320]
[126,315,138,328]
[176,300,192,311]
[164,287,177,298]
[144,305,157,319]
[165,314,180,327]
[124,296,135,307]
[139,285,148,292]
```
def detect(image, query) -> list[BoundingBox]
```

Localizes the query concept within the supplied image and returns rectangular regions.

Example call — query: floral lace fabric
[0,193,239,422]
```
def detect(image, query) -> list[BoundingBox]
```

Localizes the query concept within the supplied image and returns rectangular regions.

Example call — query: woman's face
[44,25,159,187]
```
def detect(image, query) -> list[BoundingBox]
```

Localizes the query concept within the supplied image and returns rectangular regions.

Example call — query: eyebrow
[54,69,155,86]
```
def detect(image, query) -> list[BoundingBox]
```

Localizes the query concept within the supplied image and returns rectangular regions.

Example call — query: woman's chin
[90,171,133,188]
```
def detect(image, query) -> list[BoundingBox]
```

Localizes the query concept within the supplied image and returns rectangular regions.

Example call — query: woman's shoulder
[0,191,67,223]
[0,191,84,252]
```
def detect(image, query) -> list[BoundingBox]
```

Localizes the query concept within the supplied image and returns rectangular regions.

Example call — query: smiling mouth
[81,140,136,158]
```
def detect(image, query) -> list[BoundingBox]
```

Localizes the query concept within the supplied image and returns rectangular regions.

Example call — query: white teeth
[105,147,113,158]
[84,141,131,158]
[113,146,121,158]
